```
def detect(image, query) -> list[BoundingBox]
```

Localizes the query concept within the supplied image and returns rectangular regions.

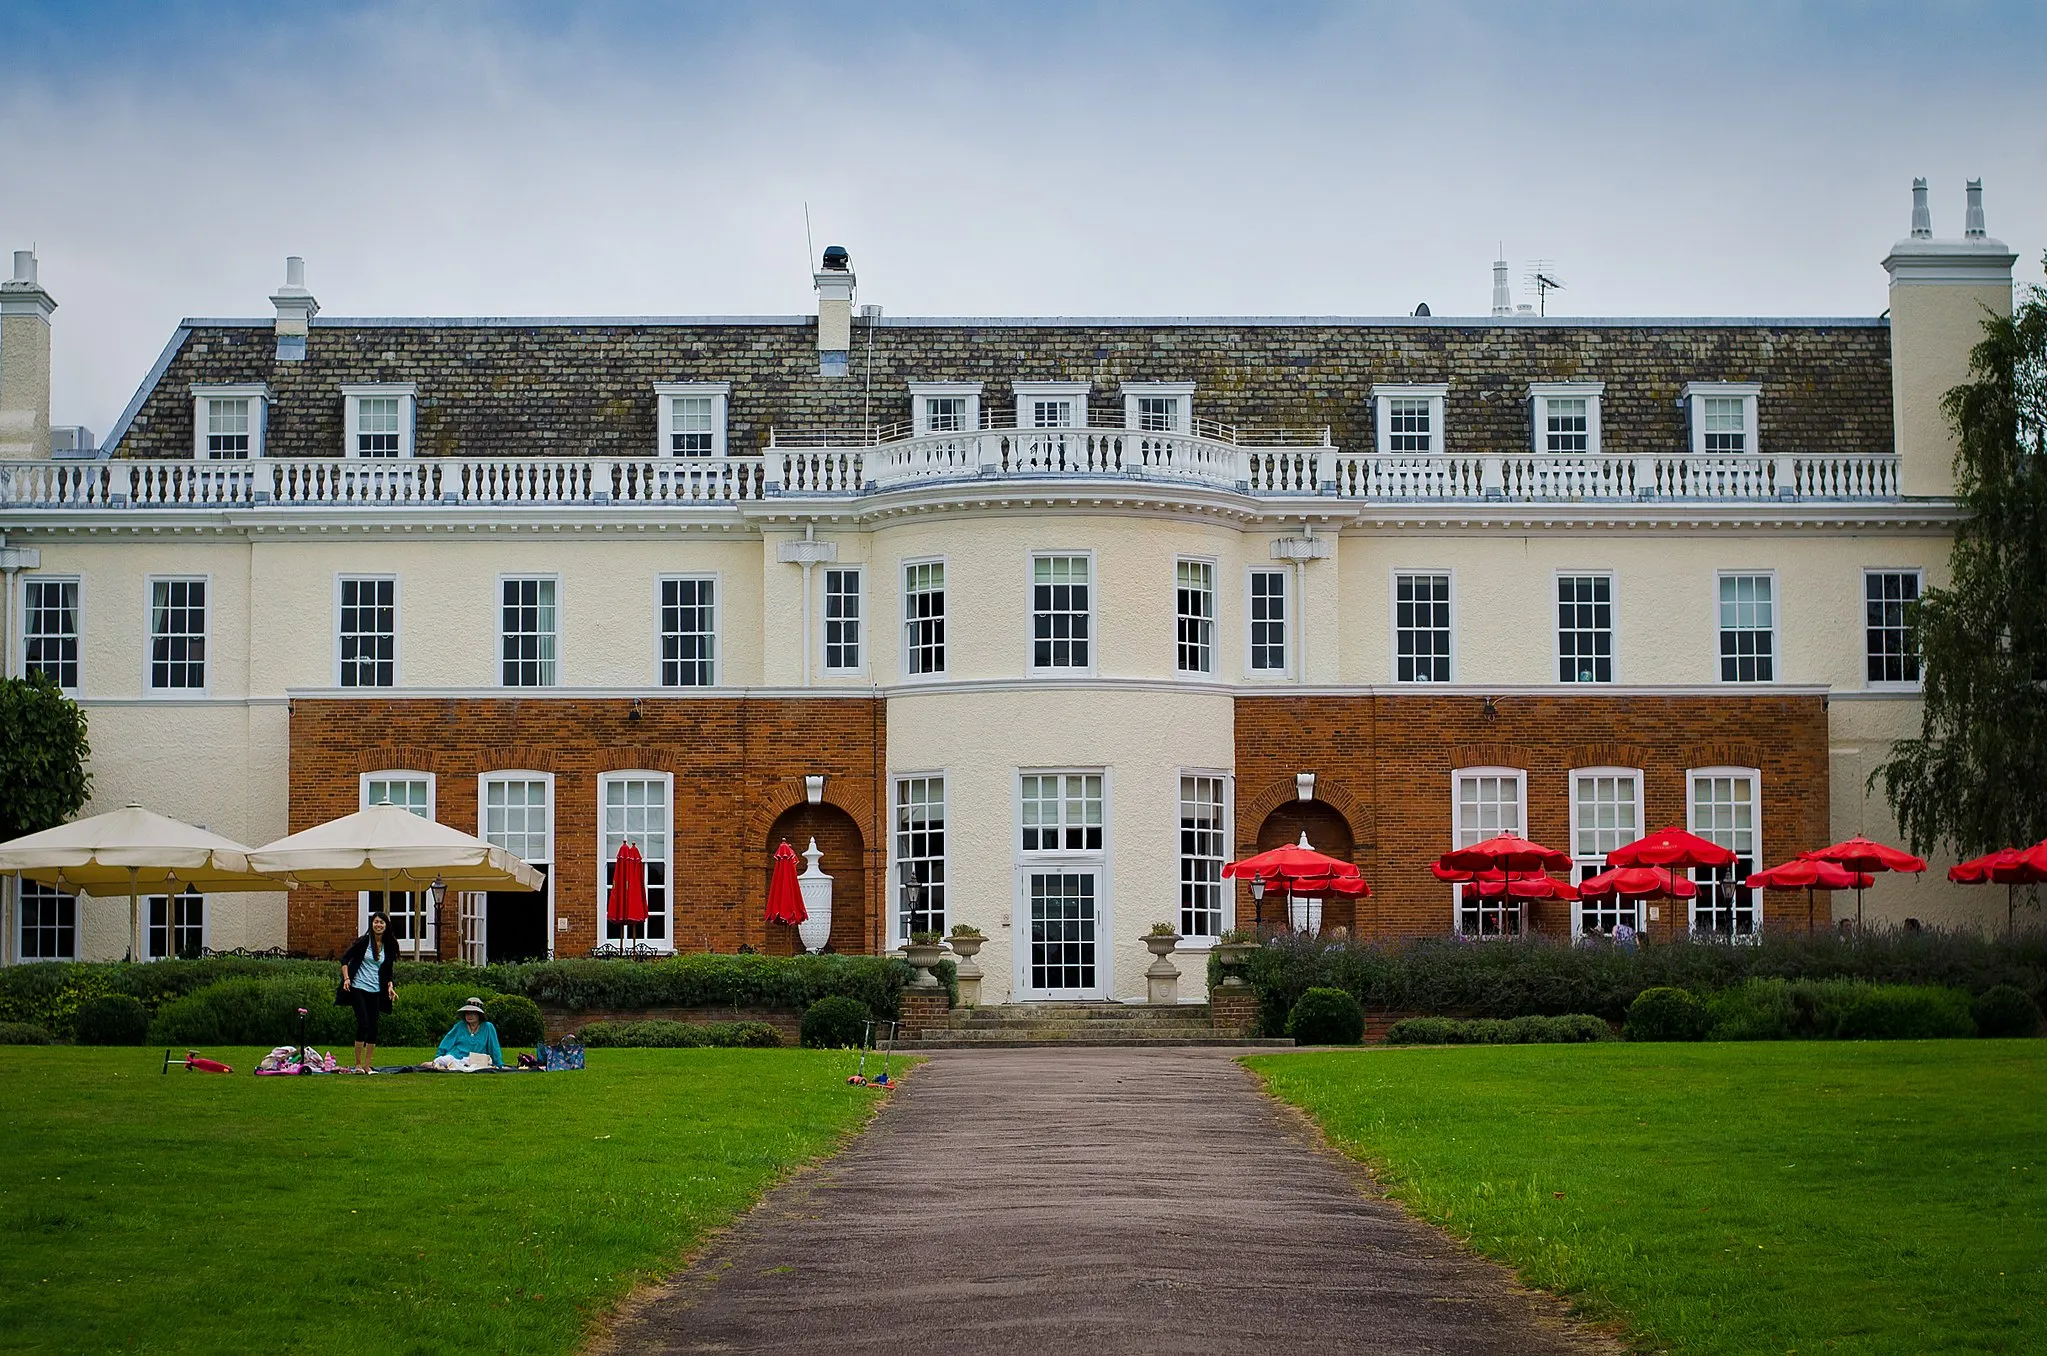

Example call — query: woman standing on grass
[336,913,397,1073]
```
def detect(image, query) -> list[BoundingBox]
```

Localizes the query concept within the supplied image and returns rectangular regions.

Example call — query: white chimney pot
[10,251,33,285]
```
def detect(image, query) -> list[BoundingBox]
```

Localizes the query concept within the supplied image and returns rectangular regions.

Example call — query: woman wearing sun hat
[425,997,503,1071]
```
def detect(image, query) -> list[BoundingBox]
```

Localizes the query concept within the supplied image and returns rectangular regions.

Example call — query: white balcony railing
[0,438,1903,511]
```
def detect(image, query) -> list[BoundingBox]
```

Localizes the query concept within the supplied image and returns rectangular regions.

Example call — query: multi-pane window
[1545,397,1589,454]
[1455,769,1524,937]
[501,577,557,687]
[1690,771,1759,937]
[1387,398,1432,453]
[356,397,402,456]
[895,775,947,938]
[1249,569,1287,673]
[670,396,714,456]
[338,577,395,688]
[1032,399,1075,427]
[483,777,551,864]
[823,568,861,672]
[1137,397,1179,433]
[1702,397,1748,454]
[1179,774,1227,940]
[1395,572,1452,682]
[1557,575,1613,683]
[904,562,946,676]
[149,578,207,691]
[19,881,76,961]
[1031,555,1091,670]
[147,890,205,960]
[1865,571,1922,685]
[23,577,79,690]
[1021,773,1104,853]
[1028,872,1097,993]
[1718,574,1775,683]
[1176,560,1214,675]
[925,397,968,433]
[659,577,716,686]
[1571,771,1641,936]
[601,776,670,946]
[206,398,251,458]
[364,775,432,947]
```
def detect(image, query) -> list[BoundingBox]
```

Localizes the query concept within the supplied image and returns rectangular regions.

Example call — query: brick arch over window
[758,803,867,957]
[1242,774,1364,831]
[1251,799,1360,937]
[744,777,877,848]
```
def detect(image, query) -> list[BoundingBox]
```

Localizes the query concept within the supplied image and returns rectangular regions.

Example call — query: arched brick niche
[760,803,868,956]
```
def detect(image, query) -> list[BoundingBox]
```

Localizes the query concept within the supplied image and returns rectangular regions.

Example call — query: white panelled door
[1023,869,1104,999]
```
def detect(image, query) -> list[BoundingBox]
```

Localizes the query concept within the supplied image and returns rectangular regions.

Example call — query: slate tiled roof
[110,316,1893,459]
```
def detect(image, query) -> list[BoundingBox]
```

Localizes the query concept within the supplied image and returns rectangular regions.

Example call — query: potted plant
[904,931,946,989]
[1213,928,1258,987]
[946,924,986,1006]
[1143,921,1182,958]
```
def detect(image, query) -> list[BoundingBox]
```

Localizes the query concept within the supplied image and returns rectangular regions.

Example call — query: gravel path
[603,1047,1616,1355]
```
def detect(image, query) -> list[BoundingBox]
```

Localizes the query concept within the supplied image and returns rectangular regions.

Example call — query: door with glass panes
[1016,773,1108,999]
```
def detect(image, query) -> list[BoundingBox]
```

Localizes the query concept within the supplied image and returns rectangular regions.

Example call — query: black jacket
[335,932,398,1012]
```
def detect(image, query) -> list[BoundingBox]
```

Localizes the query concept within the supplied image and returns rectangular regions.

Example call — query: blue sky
[3,1,2043,432]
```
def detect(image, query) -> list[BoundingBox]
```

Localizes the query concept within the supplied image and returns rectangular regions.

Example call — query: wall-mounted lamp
[628,698,643,723]
[1482,696,1500,723]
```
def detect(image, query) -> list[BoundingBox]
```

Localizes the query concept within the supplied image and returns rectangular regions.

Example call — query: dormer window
[654,383,731,458]
[1684,382,1761,458]
[1121,382,1195,434]
[1014,381,1090,429]
[342,384,417,459]
[1373,383,1448,456]
[190,384,269,460]
[1529,382,1603,456]
[909,383,983,437]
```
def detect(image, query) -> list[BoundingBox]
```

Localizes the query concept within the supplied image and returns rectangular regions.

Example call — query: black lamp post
[427,876,448,963]
[898,861,925,943]
[1250,872,1266,936]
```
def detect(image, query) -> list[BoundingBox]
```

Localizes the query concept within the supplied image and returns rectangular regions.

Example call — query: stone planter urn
[1212,939,1257,988]
[903,939,946,990]
[795,838,835,954]
[1143,930,1182,1005]
[946,932,986,1007]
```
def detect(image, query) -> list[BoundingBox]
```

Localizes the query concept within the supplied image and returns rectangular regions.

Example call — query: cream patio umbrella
[0,803,291,963]
[249,803,544,961]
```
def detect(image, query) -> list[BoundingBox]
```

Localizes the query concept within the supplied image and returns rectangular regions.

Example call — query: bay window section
[1179,774,1227,942]
[1176,559,1214,675]
[23,577,79,691]
[894,775,947,940]
[1453,768,1525,937]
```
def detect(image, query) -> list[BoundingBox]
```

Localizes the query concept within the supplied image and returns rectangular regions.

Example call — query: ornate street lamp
[1250,872,1266,936]
[427,875,448,963]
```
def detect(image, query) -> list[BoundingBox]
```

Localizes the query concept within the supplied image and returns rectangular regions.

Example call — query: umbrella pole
[1806,886,1814,937]
[128,866,140,964]
[2010,883,2018,941]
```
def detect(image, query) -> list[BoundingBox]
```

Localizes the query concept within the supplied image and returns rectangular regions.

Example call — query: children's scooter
[846,1019,898,1087]
[163,1048,233,1074]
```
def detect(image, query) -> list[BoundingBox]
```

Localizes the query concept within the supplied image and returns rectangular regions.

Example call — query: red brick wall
[1234,693,1832,944]
[287,696,886,959]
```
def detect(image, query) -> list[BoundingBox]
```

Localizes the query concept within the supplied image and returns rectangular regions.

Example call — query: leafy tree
[0,673,91,841]
[1875,256,2047,858]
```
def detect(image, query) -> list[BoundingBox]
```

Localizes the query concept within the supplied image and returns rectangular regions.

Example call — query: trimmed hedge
[1704,977,1979,1040]
[580,1019,782,1048]
[73,995,150,1046]
[484,994,545,1046]
[1385,1013,1612,1045]
[800,995,873,1049]
[1626,987,1712,1041]
[1972,984,2044,1038]
[1286,987,1365,1045]
[149,977,355,1048]
[0,1021,56,1045]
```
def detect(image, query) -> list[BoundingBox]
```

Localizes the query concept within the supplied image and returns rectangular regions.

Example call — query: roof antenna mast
[803,202,815,271]
[1525,260,1565,317]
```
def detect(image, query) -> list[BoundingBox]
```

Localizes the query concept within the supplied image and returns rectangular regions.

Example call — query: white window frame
[1391,569,1456,683]
[334,574,399,689]
[20,573,81,693]
[892,772,949,944]
[1686,766,1763,940]
[1716,570,1778,685]
[1018,770,1108,856]
[1177,770,1232,944]
[1451,766,1527,937]
[17,880,79,963]
[901,557,947,680]
[477,770,556,963]
[1028,550,1096,676]
[1175,556,1216,678]
[1013,380,1090,429]
[909,382,984,437]
[822,565,864,676]
[146,575,210,696]
[499,574,559,689]
[654,382,732,458]
[340,383,417,459]
[189,384,269,460]
[1121,381,1195,434]
[1014,768,1112,1001]
[655,573,719,687]
[1683,382,1762,458]
[358,770,437,947]
[1568,767,1643,939]
[1373,383,1449,457]
[1555,570,1616,684]
[1529,381,1603,457]
[597,770,675,953]
[1246,566,1289,678]
[1863,567,1925,691]
[146,889,208,961]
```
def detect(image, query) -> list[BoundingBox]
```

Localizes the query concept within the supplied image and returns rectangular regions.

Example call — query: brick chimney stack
[0,249,57,459]
[270,255,319,361]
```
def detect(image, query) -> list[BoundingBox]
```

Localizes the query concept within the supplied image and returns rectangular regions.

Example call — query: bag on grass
[540,1037,584,1071]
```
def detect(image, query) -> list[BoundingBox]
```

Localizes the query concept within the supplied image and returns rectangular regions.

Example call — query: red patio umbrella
[608,841,649,948]
[1801,835,1927,932]
[1948,845,2047,938]
[766,840,808,929]
[1605,827,1737,933]
[1224,833,1370,934]
[1431,863,1580,900]
[1435,834,1570,938]
[1744,858,1874,936]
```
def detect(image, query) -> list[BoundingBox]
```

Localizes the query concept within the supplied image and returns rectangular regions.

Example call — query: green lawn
[1248,1042,2047,1355]
[0,1046,897,1354]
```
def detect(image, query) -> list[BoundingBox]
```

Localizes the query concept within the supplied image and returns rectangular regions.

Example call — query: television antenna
[1524,261,1564,316]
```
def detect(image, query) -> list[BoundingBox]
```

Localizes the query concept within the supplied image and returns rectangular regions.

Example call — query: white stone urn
[795,837,835,954]
[903,939,946,989]
[1213,938,1257,987]
[1143,929,1182,1005]
[946,931,986,1007]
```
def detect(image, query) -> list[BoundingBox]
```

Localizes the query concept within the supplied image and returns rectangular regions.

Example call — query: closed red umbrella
[608,841,649,950]
[1745,858,1874,936]
[1802,835,1927,931]
[766,840,807,928]
[1577,865,1700,901]
[1949,845,2047,938]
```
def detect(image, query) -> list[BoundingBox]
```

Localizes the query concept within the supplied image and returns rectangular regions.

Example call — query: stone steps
[903,1000,1287,1049]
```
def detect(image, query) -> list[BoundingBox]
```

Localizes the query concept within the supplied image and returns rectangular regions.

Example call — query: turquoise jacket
[436,1019,503,1066]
